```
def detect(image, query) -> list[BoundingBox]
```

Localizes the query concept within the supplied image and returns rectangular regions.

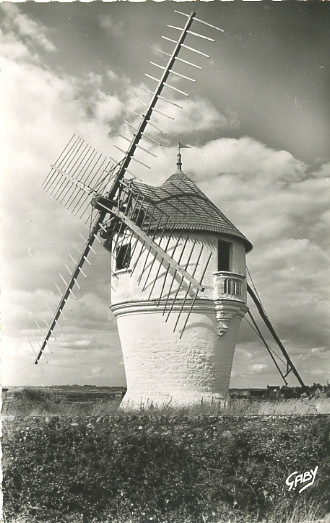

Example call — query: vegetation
[2,408,330,523]
[3,386,330,417]
[2,386,123,417]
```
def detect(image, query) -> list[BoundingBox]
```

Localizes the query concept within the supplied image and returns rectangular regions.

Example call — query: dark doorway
[218,240,231,271]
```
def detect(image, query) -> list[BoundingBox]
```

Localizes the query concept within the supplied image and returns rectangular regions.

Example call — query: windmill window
[218,240,232,272]
[116,244,131,271]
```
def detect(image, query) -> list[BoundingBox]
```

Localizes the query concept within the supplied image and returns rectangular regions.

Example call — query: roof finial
[177,144,182,172]
[177,142,190,172]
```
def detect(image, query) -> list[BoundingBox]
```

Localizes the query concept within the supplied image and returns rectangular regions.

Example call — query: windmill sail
[34,211,106,364]
[34,8,306,395]
[34,10,223,363]
[247,283,308,393]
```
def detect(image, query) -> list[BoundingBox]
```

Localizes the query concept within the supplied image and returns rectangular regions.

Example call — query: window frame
[115,243,131,271]
[217,239,232,272]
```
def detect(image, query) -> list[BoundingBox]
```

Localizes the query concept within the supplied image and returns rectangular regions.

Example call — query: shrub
[2,414,329,522]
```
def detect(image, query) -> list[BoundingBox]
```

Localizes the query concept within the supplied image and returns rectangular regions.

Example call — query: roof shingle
[128,171,253,252]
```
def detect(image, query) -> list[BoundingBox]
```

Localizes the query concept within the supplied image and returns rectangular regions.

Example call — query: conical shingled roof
[129,171,253,252]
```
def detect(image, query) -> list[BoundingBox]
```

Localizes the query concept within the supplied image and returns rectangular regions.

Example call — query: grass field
[2,386,330,417]
[2,388,330,523]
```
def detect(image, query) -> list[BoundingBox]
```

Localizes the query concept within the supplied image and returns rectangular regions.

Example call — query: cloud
[1,4,56,54]
[131,136,328,387]
[93,90,125,125]
[99,15,124,38]
[249,364,268,372]
[0,7,129,386]
[129,91,240,139]
[1,6,329,389]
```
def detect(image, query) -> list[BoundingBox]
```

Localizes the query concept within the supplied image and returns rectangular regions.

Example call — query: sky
[1,1,329,389]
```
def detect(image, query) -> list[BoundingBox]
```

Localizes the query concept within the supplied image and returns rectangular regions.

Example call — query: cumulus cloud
[126,91,240,140]
[1,4,56,54]
[1,6,329,389]
[135,138,329,387]
[0,7,127,386]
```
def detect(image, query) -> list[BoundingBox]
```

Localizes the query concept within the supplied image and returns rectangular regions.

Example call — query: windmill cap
[130,171,253,252]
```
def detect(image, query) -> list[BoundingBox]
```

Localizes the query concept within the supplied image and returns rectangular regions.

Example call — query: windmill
[33,10,308,408]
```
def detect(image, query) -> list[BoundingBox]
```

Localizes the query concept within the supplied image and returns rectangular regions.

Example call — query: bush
[2,414,330,522]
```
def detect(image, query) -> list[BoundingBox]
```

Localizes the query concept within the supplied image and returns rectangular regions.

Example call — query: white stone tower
[108,156,252,409]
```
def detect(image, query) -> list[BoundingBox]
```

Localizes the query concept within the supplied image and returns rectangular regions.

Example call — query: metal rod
[162,36,177,44]
[37,12,202,364]
[59,273,68,287]
[119,196,141,268]
[55,282,62,296]
[167,25,183,31]
[191,15,225,33]
[111,221,125,261]
[102,11,196,202]
[163,82,189,97]
[247,283,308,393]
[114,144,127,155]
[43,135,80,191]
[77,196,93,221]
[54,143,93,201]
[145,120,167,135]
[181,43,210,58]
[157,232,183,305]
[35,211,106,364]
[247,310,287,385]
[150,61,165,70]
[145,73,160,83]
[129,155,151,169]
[148,226,174,299]
[80,233,97,254]
[87,155,111,193]
[35,320,42,331]
[48,138,85,196]
[63,149,100,208]
[187,30,215,42]
[142,217,170,291]
[168,70,196,82]
[167,25,216,41]
[136,86,183,110]
[75,158,111,216]
[42,134,76,189]
[162,235,189,314]
[136,100,174,121]
[128,201,149,268]
[157,50,202,70]
[124,120,139,132]
[179,252,212,338]
[135,143,157,157]
[166,240,197,322]
[138,213,166,285]
[92,232,102,245]
[141,132,162,147]
[128,109,143,119]
[130,206,156,277]
[64,263,73,276]
[73,243,92,266]
[118,134,131,143]
[71,157,105,215]
[173,244,203,331]
[78,266,87,278]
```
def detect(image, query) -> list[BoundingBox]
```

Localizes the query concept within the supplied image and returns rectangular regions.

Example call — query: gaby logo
[286,466,318,493]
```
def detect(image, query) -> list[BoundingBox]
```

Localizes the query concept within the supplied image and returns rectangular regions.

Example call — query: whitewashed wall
[109,230,248,409]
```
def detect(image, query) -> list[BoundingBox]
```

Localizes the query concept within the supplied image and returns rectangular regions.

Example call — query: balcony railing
[214,271,245,300]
